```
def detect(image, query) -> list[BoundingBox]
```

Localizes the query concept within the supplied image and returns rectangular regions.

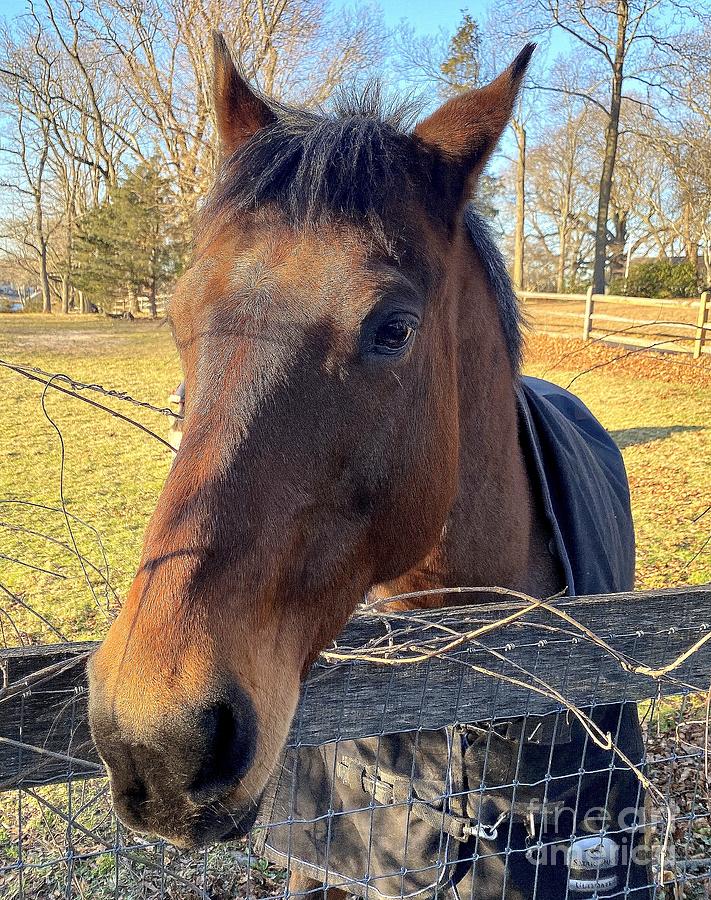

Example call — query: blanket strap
[335,757,529,843]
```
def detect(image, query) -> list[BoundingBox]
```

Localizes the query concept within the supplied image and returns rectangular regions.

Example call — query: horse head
[88,34,533,847]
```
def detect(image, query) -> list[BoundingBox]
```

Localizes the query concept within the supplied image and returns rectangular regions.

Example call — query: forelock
[203,85,421,244]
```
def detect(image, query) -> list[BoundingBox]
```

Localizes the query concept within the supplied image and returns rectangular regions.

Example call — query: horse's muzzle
[88,656,260,847]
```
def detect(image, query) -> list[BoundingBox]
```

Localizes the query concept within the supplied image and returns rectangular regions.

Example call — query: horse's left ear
[212,31,275,158]
[414,44,535,185]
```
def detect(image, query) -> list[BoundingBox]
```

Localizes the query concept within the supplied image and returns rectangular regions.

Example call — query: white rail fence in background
[519,288,711,358]
[108,294,170,317]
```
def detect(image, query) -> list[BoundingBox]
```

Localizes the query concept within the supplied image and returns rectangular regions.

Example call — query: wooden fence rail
[1,583,710,793]
[519,288,711,357]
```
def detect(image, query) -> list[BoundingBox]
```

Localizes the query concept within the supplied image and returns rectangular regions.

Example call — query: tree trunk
[34,194,51,313]
[556,228,567,294]
[592,1,629,295]
[682,200,696,263]
[128,288,139,315]
[62,197,75,315]
[703,235,711,288]
[38,246,51,313]
[61,275,70,314]
[148,277,157,319]
[556,185,571,293]
[608,209,628,284]
[512,120,526,292]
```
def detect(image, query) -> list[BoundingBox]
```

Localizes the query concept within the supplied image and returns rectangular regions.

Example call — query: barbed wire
[0,359,177,452]
[1,359,182,419]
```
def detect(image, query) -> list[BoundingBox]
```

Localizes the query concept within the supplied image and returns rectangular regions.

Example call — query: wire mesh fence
[1,584,710,899]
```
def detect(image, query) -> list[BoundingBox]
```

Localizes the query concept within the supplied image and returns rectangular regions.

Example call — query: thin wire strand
[0,359,177,452]
[39,375,110,624]
[3,360,181,419]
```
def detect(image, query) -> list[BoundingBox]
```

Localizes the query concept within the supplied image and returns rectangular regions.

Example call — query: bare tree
[521,0,702,293]
[520,102,597,291]
[0,0,385,313]
[82,0,385,213]
[658,27,711,285]
[0,25,57,312]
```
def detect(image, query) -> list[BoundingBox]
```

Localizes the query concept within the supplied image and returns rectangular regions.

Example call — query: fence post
[693,291,709,359]
[583,286,594,341]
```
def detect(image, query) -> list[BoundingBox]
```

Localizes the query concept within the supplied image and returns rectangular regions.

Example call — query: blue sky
[1,0,25,18]
[371,0,482,33]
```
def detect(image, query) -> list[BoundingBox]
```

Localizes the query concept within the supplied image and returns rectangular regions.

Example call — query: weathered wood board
[1,583,710,792]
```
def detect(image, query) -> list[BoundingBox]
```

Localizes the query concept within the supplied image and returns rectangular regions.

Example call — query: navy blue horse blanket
[519,376,634,598]
[256,378,650,899]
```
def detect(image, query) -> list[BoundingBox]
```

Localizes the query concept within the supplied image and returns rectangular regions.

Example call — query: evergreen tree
[440,13,481,95]
[75,161,184,315]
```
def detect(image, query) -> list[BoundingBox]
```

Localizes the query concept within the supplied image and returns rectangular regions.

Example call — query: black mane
[207,86,419,236]
[203,87,523,371]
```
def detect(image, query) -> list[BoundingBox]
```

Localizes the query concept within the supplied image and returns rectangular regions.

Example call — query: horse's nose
[90,680,258,832]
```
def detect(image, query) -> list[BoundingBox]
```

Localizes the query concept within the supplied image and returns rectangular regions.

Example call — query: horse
[87,34,650,899]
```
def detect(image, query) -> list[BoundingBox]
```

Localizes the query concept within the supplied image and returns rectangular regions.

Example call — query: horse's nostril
[124,776,148,808]
[211,701,238,764]
[113,775,151,831]
[188,695,256,801]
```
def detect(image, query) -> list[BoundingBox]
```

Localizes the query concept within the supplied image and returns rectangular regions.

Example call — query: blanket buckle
[462,810,508,842]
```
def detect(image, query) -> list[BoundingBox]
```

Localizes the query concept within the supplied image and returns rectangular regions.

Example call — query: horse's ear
[413,44,535,185]
[212,32,275,158]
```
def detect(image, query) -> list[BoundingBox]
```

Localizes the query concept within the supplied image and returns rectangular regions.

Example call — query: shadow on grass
[611,424,704,450]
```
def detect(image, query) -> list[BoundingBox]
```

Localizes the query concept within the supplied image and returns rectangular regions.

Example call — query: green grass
[0,314,709,645]
[0,315,180,642]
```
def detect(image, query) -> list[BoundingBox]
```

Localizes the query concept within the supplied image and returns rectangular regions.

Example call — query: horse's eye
[372,316,417,355]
